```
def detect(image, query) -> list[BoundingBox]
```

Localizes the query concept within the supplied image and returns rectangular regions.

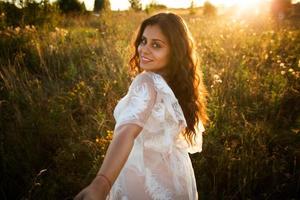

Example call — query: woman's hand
[74,175,110,200]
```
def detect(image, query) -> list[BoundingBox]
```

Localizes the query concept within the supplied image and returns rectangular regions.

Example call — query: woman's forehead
[142,25,168,43]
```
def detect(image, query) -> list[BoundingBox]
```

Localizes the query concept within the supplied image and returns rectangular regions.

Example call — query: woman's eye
[152,43,161,48]
[140,38,146,45]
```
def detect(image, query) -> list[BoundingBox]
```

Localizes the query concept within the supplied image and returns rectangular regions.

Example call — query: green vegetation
[0,5,299,200]
[203,1,217,17]
[129,0,142,11]
[144,1,167,14]
[94,0,110,13]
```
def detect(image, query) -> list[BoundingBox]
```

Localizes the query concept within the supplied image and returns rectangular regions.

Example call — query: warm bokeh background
[0,0,299,199]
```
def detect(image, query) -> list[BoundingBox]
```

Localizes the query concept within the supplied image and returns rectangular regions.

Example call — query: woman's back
[108,71,204,200]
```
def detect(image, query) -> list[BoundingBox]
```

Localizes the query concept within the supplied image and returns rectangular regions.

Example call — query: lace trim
[124,82,151,122]
[145,72,187,127]
[171,101,187,127]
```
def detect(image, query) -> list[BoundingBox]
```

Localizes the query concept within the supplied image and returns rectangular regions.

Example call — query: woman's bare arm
[96,124,142,187]
[74,124,142,199]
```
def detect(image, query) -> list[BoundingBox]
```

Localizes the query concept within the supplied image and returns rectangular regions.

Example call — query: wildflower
[61,29,68,36]
[14,26,20,34]
[264,54,268,60]
[277,60,281,63]
[280,63,285,67]
[288,68,294,73]
[298,60,300,68]
[213,74,222,85]
[30,25,36,32]
[281,71,286,75]
[213,74,220,80]
[48,43,53,49]
[79,81,85,87]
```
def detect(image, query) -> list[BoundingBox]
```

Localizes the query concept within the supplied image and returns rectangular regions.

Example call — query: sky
[81,0,300,11]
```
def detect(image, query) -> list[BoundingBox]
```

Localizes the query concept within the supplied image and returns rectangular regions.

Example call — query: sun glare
[235,0,262,10]
[86,0,300,12]
[209,0,264,9]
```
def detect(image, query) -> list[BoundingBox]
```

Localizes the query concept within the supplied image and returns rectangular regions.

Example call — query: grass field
[0,8,299,199]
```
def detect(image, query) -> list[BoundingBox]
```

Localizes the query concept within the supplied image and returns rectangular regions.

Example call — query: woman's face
[138,25,170,73]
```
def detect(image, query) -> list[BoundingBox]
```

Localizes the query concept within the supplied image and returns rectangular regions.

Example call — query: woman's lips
[140,56,153,63]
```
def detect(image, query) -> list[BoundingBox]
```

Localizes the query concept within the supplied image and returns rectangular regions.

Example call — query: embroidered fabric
[107,71,205,200]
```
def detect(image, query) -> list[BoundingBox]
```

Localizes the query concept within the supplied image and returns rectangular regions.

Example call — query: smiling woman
[74,12,208,200]
[138,25,171,73]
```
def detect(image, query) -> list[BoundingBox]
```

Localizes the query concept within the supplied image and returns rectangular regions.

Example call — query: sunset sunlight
[87,0,300,11]
[2,0,300,198]
[96,0,263,11]
[235,0,261,9]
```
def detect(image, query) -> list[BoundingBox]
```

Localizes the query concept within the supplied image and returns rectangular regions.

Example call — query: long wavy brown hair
[129,13,209,145]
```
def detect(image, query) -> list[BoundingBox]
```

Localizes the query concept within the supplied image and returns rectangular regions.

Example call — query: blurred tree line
[201,0,294,19]
[0,0,297,28]
[94,0,110,12]
[0,0,111,28]
[203,1,217,17]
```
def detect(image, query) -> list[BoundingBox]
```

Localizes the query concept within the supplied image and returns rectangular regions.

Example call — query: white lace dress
[106,71,205,200]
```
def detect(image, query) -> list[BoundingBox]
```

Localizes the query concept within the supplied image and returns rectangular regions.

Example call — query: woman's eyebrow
[152,38,167,44]
[141,35,167,45]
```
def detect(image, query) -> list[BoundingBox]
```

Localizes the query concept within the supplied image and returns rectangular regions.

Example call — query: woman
[75,12,209,200]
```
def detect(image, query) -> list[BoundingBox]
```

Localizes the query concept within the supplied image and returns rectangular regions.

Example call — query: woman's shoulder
[132,71,154,84]
[138,71,187,127]
[133,71,175,98]
[129,71,156,92]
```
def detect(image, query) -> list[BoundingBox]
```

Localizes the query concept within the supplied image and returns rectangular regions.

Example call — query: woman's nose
[140,44,150,55]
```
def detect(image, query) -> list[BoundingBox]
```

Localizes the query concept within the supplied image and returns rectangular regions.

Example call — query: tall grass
[0,10,299,199]
[188,14,300,199]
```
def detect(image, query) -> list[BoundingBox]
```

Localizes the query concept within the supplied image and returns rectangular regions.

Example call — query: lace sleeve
[115,74,157,131]
[175,119,205,154]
